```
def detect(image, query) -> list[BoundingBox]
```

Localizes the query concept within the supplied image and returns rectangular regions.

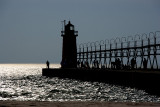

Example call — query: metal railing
[77,31,160,70]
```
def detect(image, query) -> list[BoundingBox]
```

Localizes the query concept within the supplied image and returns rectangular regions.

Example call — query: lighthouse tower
[61,21,78,68]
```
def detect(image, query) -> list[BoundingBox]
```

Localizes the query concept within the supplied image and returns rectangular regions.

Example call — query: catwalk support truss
[77,31,160,69]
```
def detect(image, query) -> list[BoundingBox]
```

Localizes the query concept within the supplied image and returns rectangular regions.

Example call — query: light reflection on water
[0,64,160,102]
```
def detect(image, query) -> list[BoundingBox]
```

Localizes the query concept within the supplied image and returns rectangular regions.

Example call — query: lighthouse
[61,21,78,68]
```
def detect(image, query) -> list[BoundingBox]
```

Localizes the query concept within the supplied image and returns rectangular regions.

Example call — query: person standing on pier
[131,58,136,69]
[46,60,50,69]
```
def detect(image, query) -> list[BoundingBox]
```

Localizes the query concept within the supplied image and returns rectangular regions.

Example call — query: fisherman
[46,60,50,69]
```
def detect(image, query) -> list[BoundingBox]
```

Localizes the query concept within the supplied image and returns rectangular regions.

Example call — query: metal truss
[77,31,160,69]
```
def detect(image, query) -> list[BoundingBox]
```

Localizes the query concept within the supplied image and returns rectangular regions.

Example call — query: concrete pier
[42,68,160,96]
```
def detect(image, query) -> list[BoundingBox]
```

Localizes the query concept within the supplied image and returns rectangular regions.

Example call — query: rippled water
[0,64,160,102]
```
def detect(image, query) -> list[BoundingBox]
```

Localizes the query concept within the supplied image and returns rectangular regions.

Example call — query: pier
[42,21,160,96]
[42,68,160,96]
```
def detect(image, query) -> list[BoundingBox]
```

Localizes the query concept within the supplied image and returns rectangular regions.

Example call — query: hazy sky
[0,0,160,63]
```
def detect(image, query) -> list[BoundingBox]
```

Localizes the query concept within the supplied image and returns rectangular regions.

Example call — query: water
[0,64,160,102]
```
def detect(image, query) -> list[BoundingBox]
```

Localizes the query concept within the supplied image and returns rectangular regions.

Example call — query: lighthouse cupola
[61,21,78,68]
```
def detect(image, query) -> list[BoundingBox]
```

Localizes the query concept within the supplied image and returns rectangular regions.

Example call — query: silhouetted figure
[46,60,50,69]
[61,59,67,68]
[60,61,63,68]
[77,60,80,68]
[143,58,147,69]
[81,61,84,68]
[115,59,118,69]
[85,61,90,69]
[93,60,96,68]
[111,62,116,69]
[131,58,136,69]
[115,58,121,69]
[96,60,99,69]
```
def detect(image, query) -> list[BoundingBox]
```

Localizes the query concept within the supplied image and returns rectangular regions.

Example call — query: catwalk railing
[77,31,160,69]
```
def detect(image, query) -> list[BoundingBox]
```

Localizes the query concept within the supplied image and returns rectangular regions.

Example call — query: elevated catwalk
[42,68,160,96]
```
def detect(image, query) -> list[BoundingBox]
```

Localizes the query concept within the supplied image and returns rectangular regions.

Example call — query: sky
[0,0,160,63]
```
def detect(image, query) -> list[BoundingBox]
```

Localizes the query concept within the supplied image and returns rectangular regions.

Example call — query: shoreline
[0,101,160,107]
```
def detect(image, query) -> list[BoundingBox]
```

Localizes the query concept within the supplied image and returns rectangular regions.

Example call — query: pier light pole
[82,43,85,62]
[90,42,95,67]
[87,42,90,65]
[100,40,105,68]
[105,39,109,68]
[84,43,88,63]
[79,43,84,62]
[121,37,126,67]
[94,41,99,68]
[110,38,115,68]
[78,44,83,67]
[114,38,121,63]
[141,33,148,69]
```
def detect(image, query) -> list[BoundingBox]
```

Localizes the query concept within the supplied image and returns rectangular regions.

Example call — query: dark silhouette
[77,60,80,68]
[115,58,121,69]
[122,64,129,70]
[46,60,50,69]
[93,60,96,68]
[143,58,147,69]
[76,31,160,70]
[111,62,116,69]
[96,60,99,69]
[93,60,99,69]
[85,61,90,69]
[131,58,136,69]
[42,23,160,97]
[81,61,85,68]
[111,58,121,69]
[61,21,78,68]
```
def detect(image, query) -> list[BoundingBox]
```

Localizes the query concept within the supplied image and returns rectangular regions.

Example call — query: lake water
[0,64,160,102]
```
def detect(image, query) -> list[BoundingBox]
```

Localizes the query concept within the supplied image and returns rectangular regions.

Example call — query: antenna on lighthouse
[61,20,66,31]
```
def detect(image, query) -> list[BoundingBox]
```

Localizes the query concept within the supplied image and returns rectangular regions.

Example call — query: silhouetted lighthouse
[61,21,78,68]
